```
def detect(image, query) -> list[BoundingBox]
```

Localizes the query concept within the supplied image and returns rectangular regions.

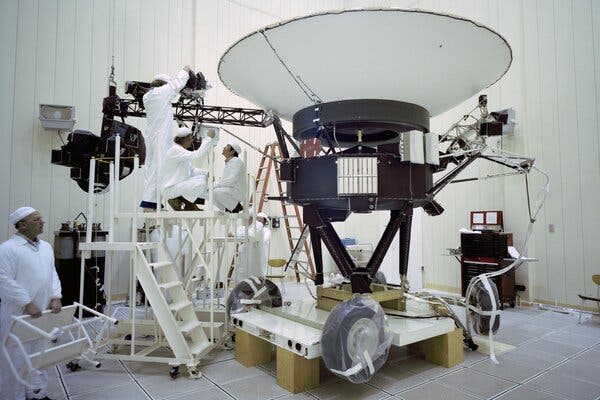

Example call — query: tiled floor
[24,303,600,400]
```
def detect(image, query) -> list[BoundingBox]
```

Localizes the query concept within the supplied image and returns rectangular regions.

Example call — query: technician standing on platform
[0,207,62,400]
[140,65,191,210]
[214,143,246,213]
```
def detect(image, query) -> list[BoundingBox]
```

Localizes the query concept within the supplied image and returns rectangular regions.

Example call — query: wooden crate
[316,283,405,311]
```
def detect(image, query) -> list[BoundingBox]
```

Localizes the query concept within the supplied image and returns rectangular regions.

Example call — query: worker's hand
[183,65,192,72]
[207,129,215,139]
[50,298,62,314]
[25,302,42,318]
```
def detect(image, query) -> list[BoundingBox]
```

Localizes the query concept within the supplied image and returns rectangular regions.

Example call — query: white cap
[174,126,193,138]
[153,73,171,82]
[9,206,37,226]
[257,212,268,220]
[229,142,241,155]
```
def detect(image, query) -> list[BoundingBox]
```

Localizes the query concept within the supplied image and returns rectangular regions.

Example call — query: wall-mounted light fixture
[39,104,76,131]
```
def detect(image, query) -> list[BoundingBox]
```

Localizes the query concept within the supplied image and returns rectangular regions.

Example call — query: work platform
[232,298,461,393]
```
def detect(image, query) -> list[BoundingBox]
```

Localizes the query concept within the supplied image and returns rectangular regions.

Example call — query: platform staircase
[135,242,213,361]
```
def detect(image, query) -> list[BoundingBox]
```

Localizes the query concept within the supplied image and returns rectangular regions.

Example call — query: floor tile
[528,317,573,330]
[500,346,565,369]
[200,358,264,385]
[559,322,600,339]
[436,368,516,398]
[308,379,389,400]
[220,372,288,400]
[463,349,487,365]
[491,328,538,347]
[198,348,236,366]
[61,362,133,396]
[542,331,599,348]
[274,394,318,400]
[165,385,233,400]
[138,373,215,399]
[124,360,173,379]
[524,338,583,357]
[527,371,600,400]
[494,385,563,400]
[395,356,463,379]
[367,361,429,394]
[573,349,600,365]
[472,357,543,383]
[69,382,150,399]
[550,359,600,386]
[393,381,479,400]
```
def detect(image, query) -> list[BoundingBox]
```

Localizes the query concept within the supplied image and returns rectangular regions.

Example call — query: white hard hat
[153,73,171,82]
[174,126,193,138]
[257,212,268,220]
[229,142,241,155]
[9,206,37,226]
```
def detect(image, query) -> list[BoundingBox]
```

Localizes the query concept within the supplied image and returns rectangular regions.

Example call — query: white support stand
[77,138,252,376]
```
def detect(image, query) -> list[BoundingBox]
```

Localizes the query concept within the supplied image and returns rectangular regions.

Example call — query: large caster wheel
[226,276,282,320]
[468,278,501,335]
[321,295,392,383]
[169,366,180,379]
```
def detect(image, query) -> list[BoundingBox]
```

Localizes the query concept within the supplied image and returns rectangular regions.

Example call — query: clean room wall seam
[551,0,568,303]
[569,0,586,300]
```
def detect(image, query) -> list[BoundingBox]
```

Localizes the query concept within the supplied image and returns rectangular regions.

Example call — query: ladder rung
[179,320,202,334]
[169,300,193,312]
[158,281,182,290]
[149,261,172,270]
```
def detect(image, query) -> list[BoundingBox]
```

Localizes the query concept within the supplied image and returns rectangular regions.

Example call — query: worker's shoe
[181,198,201,211]
[226,203,244,213]
[168,197,184,211]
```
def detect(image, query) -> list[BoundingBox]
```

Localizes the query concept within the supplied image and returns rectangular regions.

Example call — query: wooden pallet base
[235,328,272,367]
[276,347,319,393]
[316,283,406,311]
[411,328,464,368]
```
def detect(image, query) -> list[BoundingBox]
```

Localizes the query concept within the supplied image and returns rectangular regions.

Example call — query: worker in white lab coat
[231,211,266,282]
[140,66,191,210]
[161,126,217,211]
[0,207,62,400]
[214,143,246,213]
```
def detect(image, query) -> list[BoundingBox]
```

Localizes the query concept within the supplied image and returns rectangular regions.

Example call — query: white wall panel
[0,0,19,238]
[575,0,600,298]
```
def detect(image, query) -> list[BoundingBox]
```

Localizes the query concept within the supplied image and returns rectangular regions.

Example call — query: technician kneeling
[162,126,217,211]
[0,207,62,400]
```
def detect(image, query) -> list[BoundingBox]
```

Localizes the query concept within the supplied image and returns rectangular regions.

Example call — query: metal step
[158,281,182,290]
[179,320,203,334]
[168,300,193,313]
[149,261,172,270]
[189,340,212,355]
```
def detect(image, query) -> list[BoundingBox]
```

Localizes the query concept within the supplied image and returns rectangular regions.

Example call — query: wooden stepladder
[251,142,315,281]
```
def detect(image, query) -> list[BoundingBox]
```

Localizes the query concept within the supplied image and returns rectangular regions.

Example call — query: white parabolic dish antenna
[218,8,512,121]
